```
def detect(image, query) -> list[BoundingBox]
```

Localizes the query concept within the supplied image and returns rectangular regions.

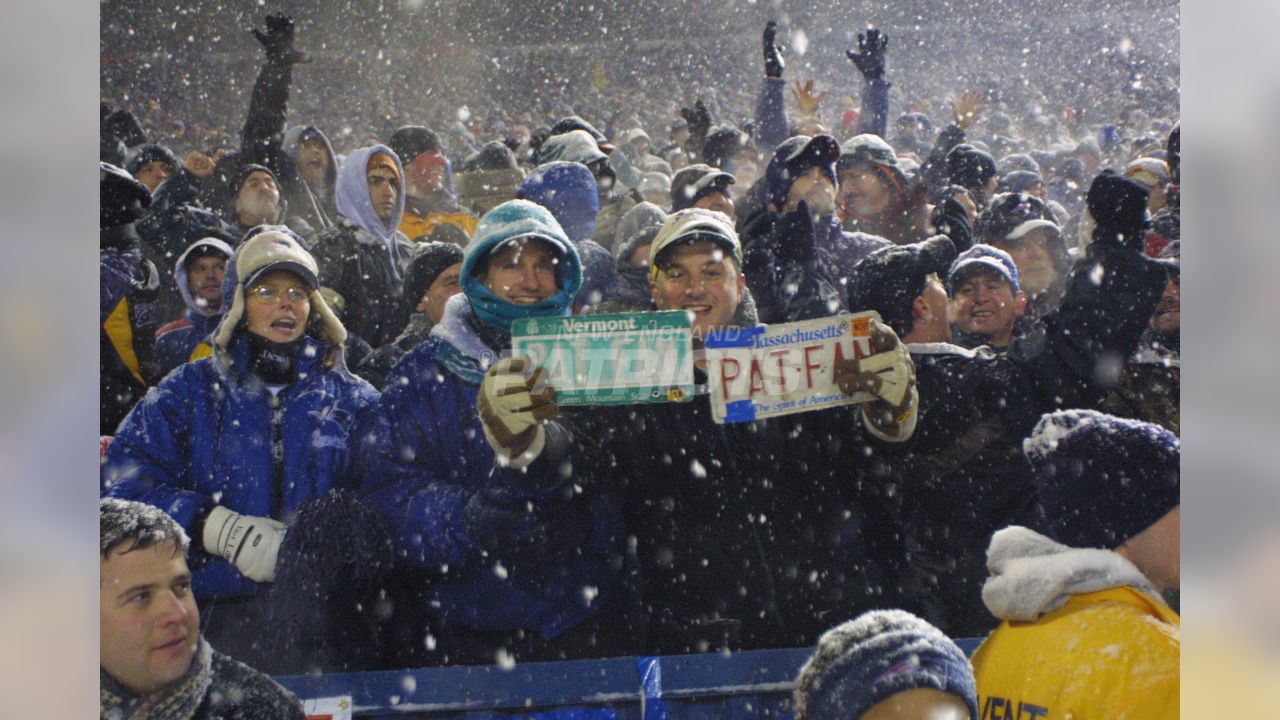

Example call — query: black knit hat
[794,609,978,720]
[946,143,997,189]
[703,125,747,169]
[100,162,153,229]
[1024,409,1180,549]
[1086,170,1149,245]
[845,236,956,337]
[388,125,441,165]
[402,241,465,306]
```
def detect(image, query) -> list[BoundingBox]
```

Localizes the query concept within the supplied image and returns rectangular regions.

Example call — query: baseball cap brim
[650,211,743,274]
[493,232,573,258]
[948,258,1016,291]
[1005,219,1062,241]
[244,260,319,291]
[783,135,841,169]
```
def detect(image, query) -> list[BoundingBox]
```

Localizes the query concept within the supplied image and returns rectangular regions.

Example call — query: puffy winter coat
[542,372,903,656]
[101,333,379,601]
[361,294,620,638]
[971,527,1180,719]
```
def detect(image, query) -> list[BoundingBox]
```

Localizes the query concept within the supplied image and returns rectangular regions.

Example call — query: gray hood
[173,237,234,317]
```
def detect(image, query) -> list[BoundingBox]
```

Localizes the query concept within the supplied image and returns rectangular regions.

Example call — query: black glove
[680,100,712,141]
[774,200,818,265]
[251,13,310,65]
[763,21,785,79]
[846,28,888,81]
[931,196,974,253]
[1087,170,1149,251]
[680,100,713,158]
[104,109,148,147]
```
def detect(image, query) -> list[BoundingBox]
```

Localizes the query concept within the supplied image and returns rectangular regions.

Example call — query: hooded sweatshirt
[153,238,234,377]
[312,146,415,347]
[517,161,616,309]
[971,526,1179,719]
[282,124,338,230]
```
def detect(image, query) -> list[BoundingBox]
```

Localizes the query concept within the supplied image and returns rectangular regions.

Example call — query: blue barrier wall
[277,640,982,719]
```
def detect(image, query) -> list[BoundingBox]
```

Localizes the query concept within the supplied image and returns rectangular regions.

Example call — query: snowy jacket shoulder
[971,526,1179,720]
[101,333,379,601]
[360,294,620,638]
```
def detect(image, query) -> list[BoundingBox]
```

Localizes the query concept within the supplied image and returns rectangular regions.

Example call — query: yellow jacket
[971,527,1179,719]
[399,209,477,242]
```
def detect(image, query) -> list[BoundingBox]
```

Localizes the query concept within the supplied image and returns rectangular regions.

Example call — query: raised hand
[949,89,984,130]
[846,28,888,81]
[251,13,310,65]
[791,79,828,117]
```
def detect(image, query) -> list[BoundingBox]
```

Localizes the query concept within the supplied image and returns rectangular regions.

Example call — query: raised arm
[241,14,309,177]
[847,28,891,138]
[754,21,790,151]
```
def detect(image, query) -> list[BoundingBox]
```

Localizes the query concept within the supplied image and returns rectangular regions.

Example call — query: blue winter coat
[361,294,621,638]
[101,333,380,601]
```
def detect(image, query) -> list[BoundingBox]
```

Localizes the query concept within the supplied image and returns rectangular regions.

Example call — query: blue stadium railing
[277,639,982,719]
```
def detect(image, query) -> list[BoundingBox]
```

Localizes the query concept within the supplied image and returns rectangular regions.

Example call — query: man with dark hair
[310,145,414,347]
[100,498,304,719]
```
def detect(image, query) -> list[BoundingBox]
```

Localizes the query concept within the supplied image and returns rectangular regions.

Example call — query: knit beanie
[402,241,465,307]
[794,609,978,720]
[1024,409,1180,549]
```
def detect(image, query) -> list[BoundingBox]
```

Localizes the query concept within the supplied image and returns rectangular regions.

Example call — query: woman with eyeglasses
[102,228,386,673]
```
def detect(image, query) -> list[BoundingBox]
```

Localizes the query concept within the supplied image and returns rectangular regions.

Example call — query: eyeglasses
[247,284,309,304]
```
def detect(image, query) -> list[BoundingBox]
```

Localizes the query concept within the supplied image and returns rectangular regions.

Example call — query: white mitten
[202,506,286,583]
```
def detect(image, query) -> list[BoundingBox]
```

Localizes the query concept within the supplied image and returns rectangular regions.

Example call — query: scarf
[246,333,304,385]
[101,638,212,720]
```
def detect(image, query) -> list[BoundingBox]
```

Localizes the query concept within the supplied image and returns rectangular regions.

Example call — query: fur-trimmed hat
[213,229,347,368]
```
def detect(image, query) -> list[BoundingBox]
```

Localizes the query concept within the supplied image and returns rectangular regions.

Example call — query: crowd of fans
[100,12,1180,718]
